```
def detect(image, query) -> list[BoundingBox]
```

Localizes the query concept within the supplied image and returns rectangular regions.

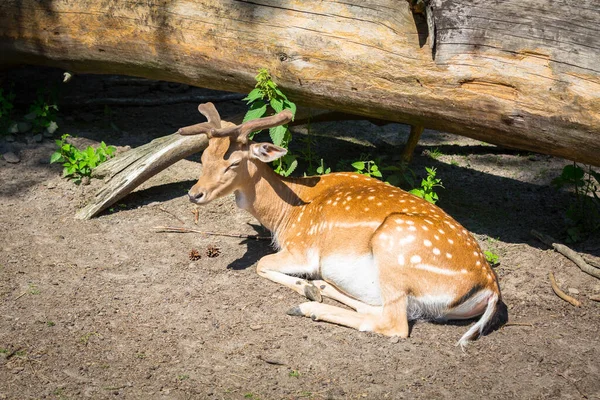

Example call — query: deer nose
[188,190,206,203]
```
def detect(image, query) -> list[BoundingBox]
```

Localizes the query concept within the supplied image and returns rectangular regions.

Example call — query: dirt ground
[1,67,599,399]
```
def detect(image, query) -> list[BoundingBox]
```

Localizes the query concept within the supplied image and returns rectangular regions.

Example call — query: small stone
[4,134,15,143]
[250,325,262,331]
[17,122,32,133]
[46,182,57,189]
[7,122,18,134]
[567,288,580,295]
[81,176,91,185]
[2,152,20,163]
[389,336,400,344]
[33,133,43,143]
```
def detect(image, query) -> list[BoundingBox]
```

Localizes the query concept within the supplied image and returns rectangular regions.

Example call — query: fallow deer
[179,102,508,347]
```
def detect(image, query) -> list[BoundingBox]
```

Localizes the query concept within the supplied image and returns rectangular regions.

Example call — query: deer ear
[249,143,288,163]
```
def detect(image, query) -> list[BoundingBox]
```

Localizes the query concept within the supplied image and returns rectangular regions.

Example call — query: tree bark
[1,0,599,166]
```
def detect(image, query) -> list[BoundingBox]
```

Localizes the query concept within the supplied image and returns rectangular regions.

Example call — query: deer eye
[225,159,242,171]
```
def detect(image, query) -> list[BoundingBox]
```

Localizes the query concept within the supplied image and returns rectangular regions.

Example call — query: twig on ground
[153,225,270,240]
[531,230,600,280]
[192,207,199,225]
[503,322,534,328]
[158,207,186,225]
[14,291,28,300]
[549,272,582,307]
[589,294,600,302]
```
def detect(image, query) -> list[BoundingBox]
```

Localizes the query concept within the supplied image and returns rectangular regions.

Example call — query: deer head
[178,102,293,205]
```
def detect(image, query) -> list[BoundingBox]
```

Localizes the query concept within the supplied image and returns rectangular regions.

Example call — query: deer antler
[177,102,222,136]
[210,109,294,142]
[198,102,222,129]
[178,104,293,142]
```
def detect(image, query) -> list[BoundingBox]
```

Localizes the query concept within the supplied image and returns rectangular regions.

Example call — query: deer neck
[234,160,303,236]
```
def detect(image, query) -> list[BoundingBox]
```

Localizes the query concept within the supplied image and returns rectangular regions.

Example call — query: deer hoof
[304,284,322,303]
[286,306,304,317]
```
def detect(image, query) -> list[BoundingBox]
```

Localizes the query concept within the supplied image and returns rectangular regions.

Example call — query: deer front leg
[256,251,322,302]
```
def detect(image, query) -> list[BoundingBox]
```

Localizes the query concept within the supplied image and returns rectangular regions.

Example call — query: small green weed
[28,283,40,295]
[28,89,59,133]
[243,68,297,177]
[289,369,301,378]
[484,250,500,266]
[352,159,383,179]
[409,167,444,204]
[47,321,56,327]
[0,87,16,133]
[552,163,600,242]
[50,134,116,184]
[426,147,443,160]
[80,332,99,346]
[177,374,189,381]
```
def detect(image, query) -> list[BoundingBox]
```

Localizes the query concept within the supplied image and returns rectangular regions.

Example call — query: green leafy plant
[243,69,297,176]
[552,163,600,242]
[28,90,59,133]
[352,159,383,179]
[409,167,444,204]
[0,88,16,134]
[50,134,116,183]
[484,250,500,266]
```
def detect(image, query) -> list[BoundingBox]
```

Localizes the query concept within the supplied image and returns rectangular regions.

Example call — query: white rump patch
[407,294,454,320]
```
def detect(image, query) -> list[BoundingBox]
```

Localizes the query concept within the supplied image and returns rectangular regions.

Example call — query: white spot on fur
[433,248,441,255]
[398,254,405,265]
[399,235,416,245]
[424,240,432,247]
[410,255,422,264]
[446,253,453,259]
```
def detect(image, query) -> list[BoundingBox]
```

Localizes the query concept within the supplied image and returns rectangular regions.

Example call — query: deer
[178,102,508,347]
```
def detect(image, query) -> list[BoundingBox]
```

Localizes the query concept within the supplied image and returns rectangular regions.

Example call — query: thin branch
[549,272,582,307]
[153,225,270,240]
[503,322,534,327]
[158,207,186,225]
[531,230,600,280]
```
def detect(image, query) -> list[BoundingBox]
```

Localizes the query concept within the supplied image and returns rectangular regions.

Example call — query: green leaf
[243,88,264,104]
[269,125,287,147]
[50,152,63,164]
[372,170,383,178]
[351,161,365,170]
[243,100,267,123]
[270,97,284,113]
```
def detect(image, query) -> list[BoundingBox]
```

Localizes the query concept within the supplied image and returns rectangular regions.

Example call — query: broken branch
[531,230,600,280]
[153,225,270,240]
[549,272,582,307]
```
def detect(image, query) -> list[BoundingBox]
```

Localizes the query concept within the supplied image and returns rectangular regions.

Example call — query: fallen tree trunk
[1,0,599,166]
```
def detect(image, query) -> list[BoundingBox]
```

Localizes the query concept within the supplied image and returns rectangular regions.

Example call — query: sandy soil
[1,67,599,399]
